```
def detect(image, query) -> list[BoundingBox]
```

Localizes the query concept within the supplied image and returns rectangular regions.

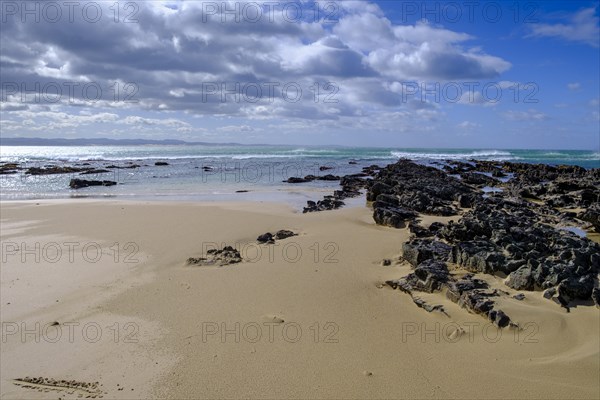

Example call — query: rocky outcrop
[366,159,472,216]
[439,199,600,300]
[376,159,599,321]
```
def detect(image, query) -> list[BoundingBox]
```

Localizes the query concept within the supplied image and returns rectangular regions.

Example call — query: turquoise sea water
[1,145,598,202]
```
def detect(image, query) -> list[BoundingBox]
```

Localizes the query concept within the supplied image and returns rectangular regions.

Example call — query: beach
[1,198,599,399]
[3,0,600,397]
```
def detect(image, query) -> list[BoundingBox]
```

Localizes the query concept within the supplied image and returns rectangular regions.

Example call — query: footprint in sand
[12,377,103,397]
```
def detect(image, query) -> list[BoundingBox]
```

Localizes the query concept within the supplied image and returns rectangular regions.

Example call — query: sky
[0,0,599,149]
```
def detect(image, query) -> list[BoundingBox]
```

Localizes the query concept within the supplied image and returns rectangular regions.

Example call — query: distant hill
[0,137,245,146]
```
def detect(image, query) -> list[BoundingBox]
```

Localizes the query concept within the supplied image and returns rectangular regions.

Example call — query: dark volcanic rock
[106,164,140,169]
[557,274,595,302]
[412,297,447,315]
[257,233,274,243]
[300,166,376,213]
[506,163,599,210]
[402,239,451,267]
[257,230,296,243]
[316,174,340,181]
[0,163,20,174]
[413,260,451,291]
[388,267,512,327]
[286,177,310,183]
[155,162,169,166]
[27,166,91,175]
[450,241,507,274]
[367,159,472,217]
[387,260,450,294]
[408,221,434,238]
[592,288,600,307]
[303,196,345,213]
[274,230,296,240]
[488,309,511,328]
[458,193,481,208]
[450,280,513,328]
[366,182,393,202]
[506,266,535,291]
[578,204,600,232]
[460,172,500,187]
[373,204,417,228]
[445,275,488,302]
[69,179,117,189]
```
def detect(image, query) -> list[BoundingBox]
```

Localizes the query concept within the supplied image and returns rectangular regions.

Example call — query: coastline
[1,198,599,399]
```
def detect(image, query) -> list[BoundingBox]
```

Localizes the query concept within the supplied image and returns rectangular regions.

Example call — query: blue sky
[0,0,598,149]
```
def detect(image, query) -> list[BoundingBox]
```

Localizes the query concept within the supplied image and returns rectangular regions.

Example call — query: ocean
[1,145,598,203]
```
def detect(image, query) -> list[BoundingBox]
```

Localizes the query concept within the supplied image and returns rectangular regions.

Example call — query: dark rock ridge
[27,166,95,175]
[106,164,140,169]
[438,198,600,304]
[69,179,117,189]
[187,246,242,266]
[376,159,599,323]
[387,266,512,328]
[21,163,140,176]
[285,174,340,183]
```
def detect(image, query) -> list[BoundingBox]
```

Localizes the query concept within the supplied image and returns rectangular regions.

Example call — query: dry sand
[1,200,598,399]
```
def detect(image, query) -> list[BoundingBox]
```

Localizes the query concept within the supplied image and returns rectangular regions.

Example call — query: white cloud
[458,121,480,129]
[529,7,600,47]
[217,125,254,132]
[503,109,549,122]
[0,0,511,125]
[567,82,581,91]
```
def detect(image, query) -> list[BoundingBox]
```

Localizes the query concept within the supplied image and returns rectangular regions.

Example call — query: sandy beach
[2,0,599,397]
[1,199,598,399]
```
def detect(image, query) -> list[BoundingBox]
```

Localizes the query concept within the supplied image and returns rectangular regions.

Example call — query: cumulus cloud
[529,7,600,47]
[0,0,514,138]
